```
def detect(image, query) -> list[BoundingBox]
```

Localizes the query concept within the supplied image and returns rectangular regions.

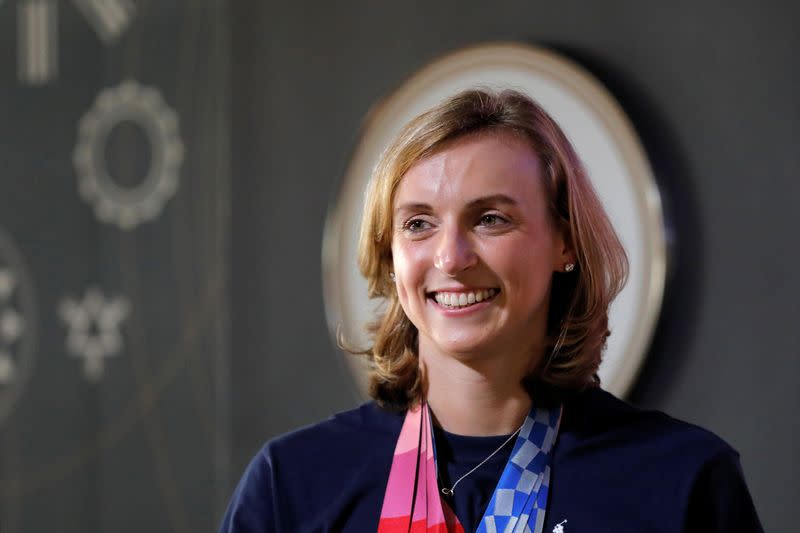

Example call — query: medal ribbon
[377,401,562,533]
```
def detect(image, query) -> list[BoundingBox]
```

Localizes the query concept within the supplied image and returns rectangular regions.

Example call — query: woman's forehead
[393,132,544,207]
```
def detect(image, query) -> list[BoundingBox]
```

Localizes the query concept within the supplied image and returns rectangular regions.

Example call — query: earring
[564,263,575,272]
[389,272,395,280]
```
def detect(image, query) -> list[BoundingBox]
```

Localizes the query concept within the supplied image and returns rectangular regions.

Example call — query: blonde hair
[356,88,628,409]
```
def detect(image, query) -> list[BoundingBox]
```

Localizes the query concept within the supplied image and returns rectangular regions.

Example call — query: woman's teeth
[434,289,497,308]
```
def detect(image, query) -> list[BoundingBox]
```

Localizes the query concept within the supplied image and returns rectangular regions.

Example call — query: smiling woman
[219,89,763,533]
[393,134,569,368]
[358,91,627,419]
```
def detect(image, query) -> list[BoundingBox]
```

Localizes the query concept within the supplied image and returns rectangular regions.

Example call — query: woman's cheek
[391,242,417,307]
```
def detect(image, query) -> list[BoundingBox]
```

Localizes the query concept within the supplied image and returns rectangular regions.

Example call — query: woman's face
[390,131,571,363]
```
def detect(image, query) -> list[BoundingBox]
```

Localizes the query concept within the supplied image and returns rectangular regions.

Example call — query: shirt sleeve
[218,448,278,533]
[684,450,764,533]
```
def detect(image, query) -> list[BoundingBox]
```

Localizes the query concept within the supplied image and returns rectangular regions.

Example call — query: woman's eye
[479,214,506,227]
[403,218,431,232]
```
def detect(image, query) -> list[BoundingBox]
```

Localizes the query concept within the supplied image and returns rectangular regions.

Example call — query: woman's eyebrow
[466,194,518,209]
[393,195,518,215]
[393,202,432,215]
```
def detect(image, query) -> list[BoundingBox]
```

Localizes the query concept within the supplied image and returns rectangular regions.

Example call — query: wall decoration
[1,3,229,530]
[12,0,135,86]
[0,270,24,384]
[323,43,667,398]
[59,287,130,382]
[72,0,135,44]
[73,80,184,230]
[0,227,37,427]
[16,0,58,85]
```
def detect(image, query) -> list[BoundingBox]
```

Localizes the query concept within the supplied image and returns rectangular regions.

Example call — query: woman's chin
[424,335,498,361]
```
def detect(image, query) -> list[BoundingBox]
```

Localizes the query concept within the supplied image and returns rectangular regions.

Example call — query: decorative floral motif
[0,227,37,427]
[59,288,130,382]
[73,80,184,229]
[0,268,25,384]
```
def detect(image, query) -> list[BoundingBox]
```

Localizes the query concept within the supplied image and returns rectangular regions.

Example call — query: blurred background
[0,0,797,531]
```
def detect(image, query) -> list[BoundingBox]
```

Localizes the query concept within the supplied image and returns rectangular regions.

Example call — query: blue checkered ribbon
[475,404,562,533]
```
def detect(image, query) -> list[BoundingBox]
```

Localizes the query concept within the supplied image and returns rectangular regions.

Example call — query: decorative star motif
[59,287,130,382]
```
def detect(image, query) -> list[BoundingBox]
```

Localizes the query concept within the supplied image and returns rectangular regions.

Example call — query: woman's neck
[420,341,535,436]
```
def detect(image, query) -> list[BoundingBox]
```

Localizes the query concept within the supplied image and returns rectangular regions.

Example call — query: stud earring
[389,272,395,280]
[564,263,575,272]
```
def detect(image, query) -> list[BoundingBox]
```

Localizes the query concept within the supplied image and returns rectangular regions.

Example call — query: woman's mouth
[429,288,499,309]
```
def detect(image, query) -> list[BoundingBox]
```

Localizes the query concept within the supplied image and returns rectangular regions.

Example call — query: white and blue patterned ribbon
[476,403,562,533]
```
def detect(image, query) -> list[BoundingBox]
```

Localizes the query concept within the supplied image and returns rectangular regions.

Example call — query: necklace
[439,424,523,496]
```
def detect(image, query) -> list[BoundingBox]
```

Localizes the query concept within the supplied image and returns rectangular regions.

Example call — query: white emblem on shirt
[553,519,567,533]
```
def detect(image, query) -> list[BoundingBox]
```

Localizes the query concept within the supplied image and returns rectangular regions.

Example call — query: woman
[220,89,762,532]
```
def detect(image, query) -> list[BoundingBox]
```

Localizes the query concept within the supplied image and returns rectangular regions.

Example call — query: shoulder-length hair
[355,88,628,410]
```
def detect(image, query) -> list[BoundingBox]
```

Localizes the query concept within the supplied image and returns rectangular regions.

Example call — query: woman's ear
[555,229,577,273]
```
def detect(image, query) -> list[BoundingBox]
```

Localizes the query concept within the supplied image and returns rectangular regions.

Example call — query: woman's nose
[433,226,477,276]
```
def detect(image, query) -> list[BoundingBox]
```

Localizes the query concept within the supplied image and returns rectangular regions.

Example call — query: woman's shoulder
[560,386,735,462]
[547,387,763,532]
[220,402,403,533]
[265,401,403,461]
[247,402,404,494]
[230,401,404,487]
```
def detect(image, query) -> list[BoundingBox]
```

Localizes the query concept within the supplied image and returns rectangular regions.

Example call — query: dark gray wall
[231,1,798,531]
[1,2,229,532]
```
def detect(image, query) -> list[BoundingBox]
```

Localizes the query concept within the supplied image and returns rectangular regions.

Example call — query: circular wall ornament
[0,226,38,427]
[73,80,184,230]
[323,43,667,398]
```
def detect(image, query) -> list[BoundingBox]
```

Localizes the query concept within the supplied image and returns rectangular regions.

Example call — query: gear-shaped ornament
[73,80,184,230]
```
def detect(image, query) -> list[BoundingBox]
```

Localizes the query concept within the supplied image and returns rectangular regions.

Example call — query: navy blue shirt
[220,388,763,532]
[433,423,515,532]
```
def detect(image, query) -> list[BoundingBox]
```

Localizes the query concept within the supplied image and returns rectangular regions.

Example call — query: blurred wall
[230,1,798,532]
[1,1,229,532]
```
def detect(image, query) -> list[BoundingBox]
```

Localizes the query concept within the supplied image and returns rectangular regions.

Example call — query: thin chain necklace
[439,423,523,496]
